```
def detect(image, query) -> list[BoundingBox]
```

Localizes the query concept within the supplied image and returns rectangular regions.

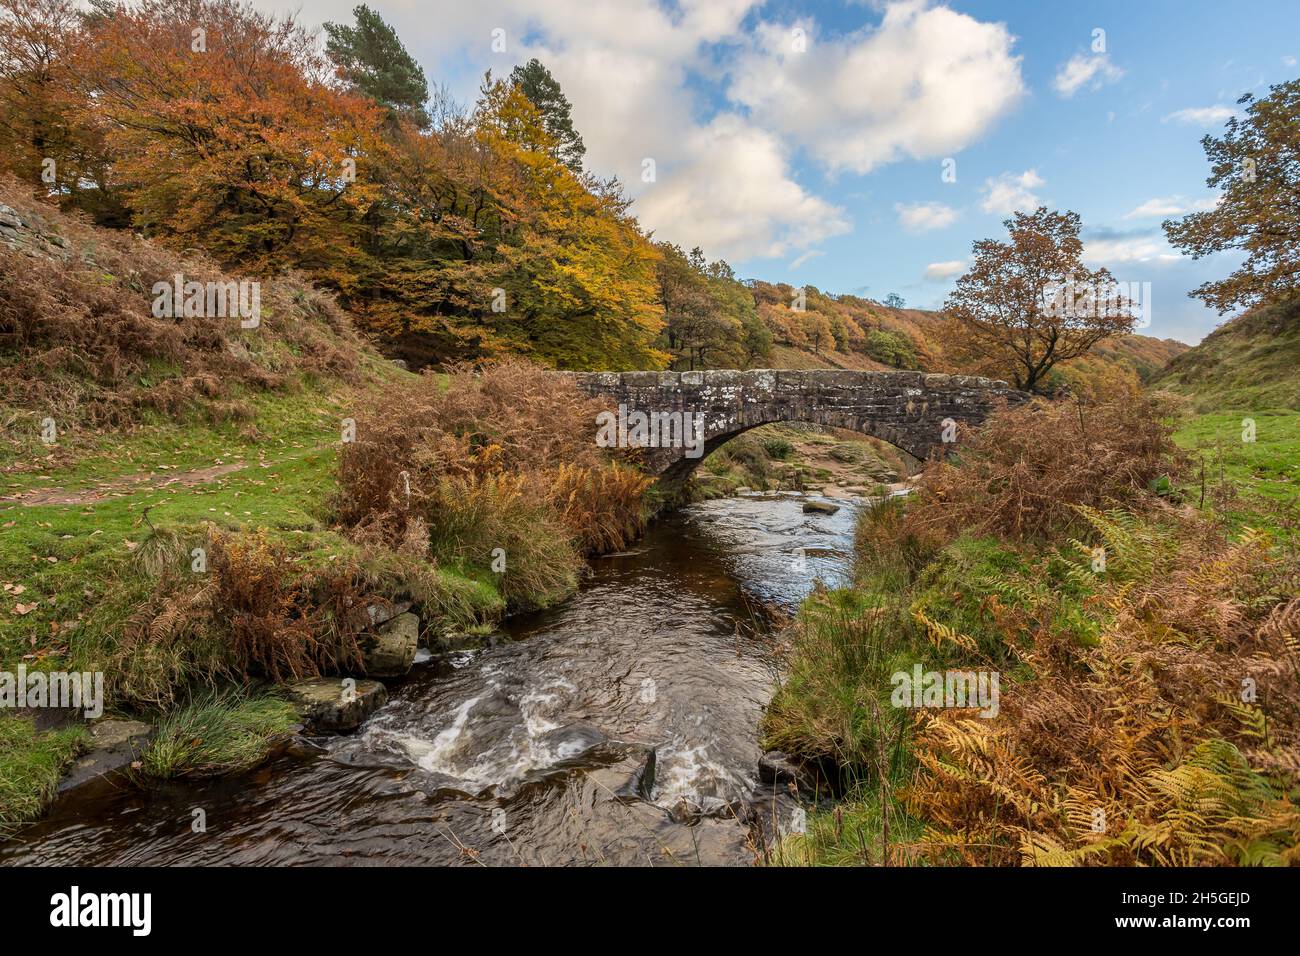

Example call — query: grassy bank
[766,395,1300,866]
[0,189,655,830]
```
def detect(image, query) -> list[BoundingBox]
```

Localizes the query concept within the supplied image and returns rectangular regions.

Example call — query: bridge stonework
[568,369,1030,490]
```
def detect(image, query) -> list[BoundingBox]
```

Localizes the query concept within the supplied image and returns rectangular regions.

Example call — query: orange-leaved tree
[940,207,1137,393]
[77,0,388,277]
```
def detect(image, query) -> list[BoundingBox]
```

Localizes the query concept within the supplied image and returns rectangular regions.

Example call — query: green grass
[139,689,298,778]
[1153,297,1300,413]
[0,715,85,831]
[767,784,925,866]
[1173,409,1300,510]
[0,386,348,673]
[0,375,503,700]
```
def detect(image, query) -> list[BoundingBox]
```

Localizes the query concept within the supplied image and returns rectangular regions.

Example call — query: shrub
[334,359,652,609]
[904,511,1300,866]
[762,436,795,460]
[0,178,360,429]
[425,474,582,610]
[908,395,1186,542]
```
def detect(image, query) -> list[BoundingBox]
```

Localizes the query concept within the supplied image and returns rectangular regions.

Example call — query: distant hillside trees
[864,329,919,369]
[1164,79,1300,312]
[940,208,1136,393]
[654,243,770,370]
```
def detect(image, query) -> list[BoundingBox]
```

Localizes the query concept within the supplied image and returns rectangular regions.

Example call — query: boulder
[802,500,840,515]
[287,677,387,732]
[435,630,485,652]
[59,719,154,793]
[361,611,419,676]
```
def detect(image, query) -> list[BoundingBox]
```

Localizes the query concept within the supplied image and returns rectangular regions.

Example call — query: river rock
[353,598,412,630]
[361,611,419,676]
[802,500,840,515]
[612,745,657,802]
[287,677,387,732]
[436,630,486,652]
[58,719,154,793]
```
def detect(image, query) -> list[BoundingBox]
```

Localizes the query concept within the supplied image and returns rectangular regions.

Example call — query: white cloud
[1122,195,1220,220]
[293,0,853,264]
[980,169,1044,215]
[635,115,851,261]
[1082,230,1181,266]
[789,249,825,269]
[1053,52,1123,98]
[1162,105,1236,126]
[727,1,1024,174]
[269,0,1028,264]
[924,260,966,281]
[894,201,959,232]
[1283,56,1297,67]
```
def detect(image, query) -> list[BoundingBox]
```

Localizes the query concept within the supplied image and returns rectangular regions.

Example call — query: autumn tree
[510,58,585,173]
[324,4,430,129]
[1163,79,1300,311]
[470,76,664,369]
[941,207,1136,393]
[0,0,118,218]
[78,0,387,275]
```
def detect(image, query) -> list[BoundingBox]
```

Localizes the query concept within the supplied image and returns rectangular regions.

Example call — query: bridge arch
[568,369,1029,495]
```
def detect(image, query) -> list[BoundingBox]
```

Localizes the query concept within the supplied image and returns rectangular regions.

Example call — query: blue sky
[281,0,1300,344]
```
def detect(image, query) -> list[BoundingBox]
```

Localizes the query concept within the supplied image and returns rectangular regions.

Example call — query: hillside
[754,282,1188,388]
[1153,297,1300,412]
[1151,298,1300,513]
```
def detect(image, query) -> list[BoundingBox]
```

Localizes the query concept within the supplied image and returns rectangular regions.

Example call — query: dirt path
[0,461,246,507]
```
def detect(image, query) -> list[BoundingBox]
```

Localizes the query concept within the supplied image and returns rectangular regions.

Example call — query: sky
[270,0,1300,345]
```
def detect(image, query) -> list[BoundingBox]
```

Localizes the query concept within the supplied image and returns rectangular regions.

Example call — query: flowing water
[2,494,859,867]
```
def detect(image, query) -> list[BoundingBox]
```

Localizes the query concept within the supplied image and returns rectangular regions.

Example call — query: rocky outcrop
[360,611,420,677]
[0,202,75,261]
[287,678,387,732]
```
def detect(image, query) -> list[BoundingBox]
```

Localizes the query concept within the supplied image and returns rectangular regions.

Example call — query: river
[1,494,858,866]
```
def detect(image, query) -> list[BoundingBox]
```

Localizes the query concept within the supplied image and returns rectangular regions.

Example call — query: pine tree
[509,58,586,173]
[324,4,430,129]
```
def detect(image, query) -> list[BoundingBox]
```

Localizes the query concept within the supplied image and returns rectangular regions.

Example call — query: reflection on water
[1,494,857,866]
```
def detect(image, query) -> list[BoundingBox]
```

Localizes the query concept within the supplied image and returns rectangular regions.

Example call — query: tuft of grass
[140,689,298,779]
[0,715,85,831]
[767,785,925,866]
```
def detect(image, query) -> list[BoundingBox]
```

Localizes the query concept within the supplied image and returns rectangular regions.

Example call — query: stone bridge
[569,369,1030,490]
